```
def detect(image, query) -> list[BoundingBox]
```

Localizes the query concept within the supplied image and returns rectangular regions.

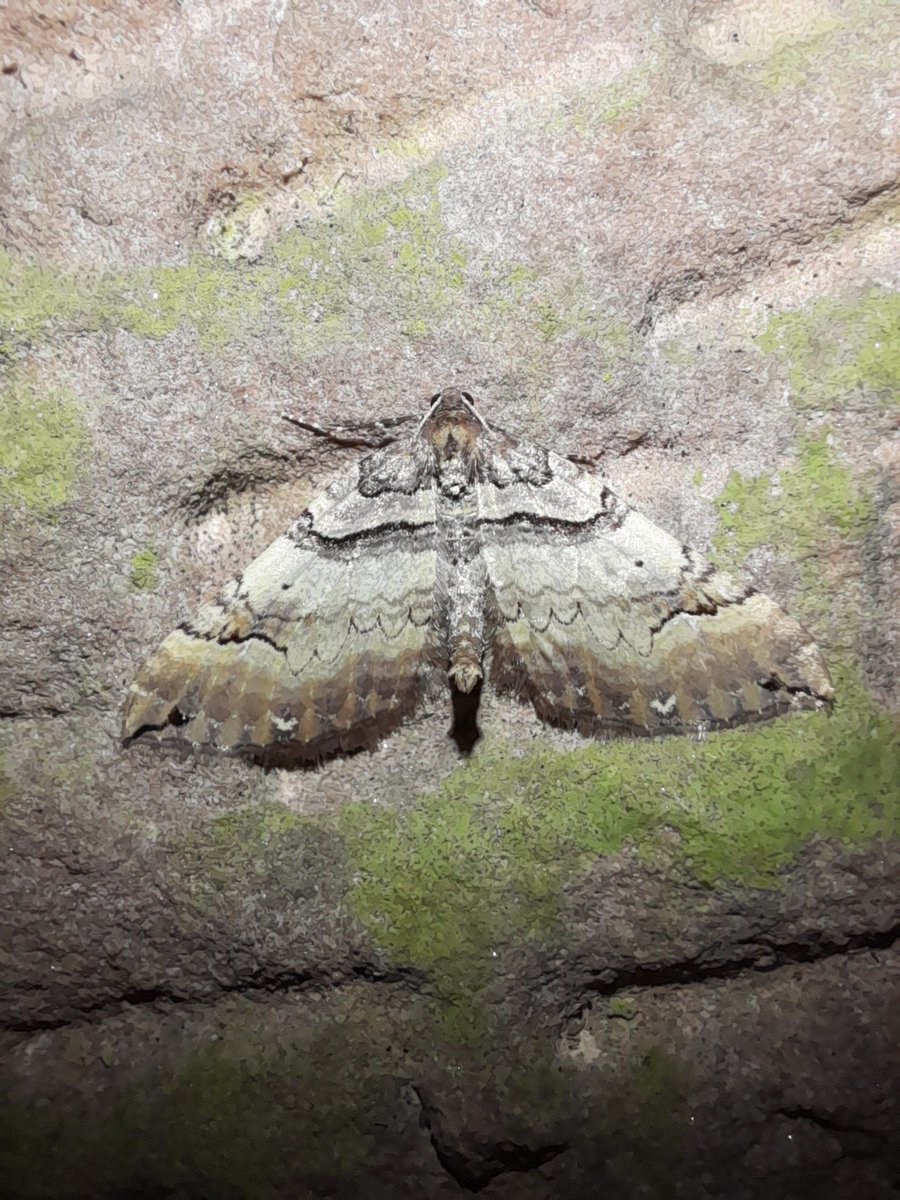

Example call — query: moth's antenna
[416,393,447,434]
[416,390,491,434]
[460,391,490,431]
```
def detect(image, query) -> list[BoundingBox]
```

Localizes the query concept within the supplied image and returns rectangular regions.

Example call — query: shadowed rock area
[1,0,897,1197]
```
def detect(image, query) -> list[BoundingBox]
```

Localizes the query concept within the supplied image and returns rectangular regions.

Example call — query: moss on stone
[712,430,872,573]
[756,19,841,90]
[542,57,656,135]
[0,249,102,353]
[758,288,900,412]
[607,997,636,1020]
[0,371,88,513]
[128,546,159,591]
[0,753,14,813]
[0,164,467,356]
[340,675,895,1039]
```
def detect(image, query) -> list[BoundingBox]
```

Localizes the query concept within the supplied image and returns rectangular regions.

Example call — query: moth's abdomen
[438,511,487,695]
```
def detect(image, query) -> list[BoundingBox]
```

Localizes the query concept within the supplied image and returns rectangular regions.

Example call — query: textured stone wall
[1,1,897,1196]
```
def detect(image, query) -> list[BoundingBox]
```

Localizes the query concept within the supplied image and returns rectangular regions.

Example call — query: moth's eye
[635,560,644,568]
[429,391,442,403]
[462,392,474,403]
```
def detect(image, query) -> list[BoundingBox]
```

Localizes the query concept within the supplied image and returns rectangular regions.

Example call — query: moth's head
[419,388,486,454]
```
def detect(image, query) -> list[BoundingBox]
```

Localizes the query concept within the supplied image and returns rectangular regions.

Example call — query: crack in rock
[412,1085,567,1192]
[578,924,899,1001]
[776,1107,888,1159]
[2,962,423,1034]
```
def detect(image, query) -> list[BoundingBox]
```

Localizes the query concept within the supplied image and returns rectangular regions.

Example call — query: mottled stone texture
[0,0,897,1197]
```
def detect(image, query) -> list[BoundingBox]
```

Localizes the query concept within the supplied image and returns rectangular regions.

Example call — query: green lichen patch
[272,162,467,347]
[758,288,900,412]
[173,800,348,904]
[113,255,266,349]
[340,675,895,1037]
[0,372,88,513]
[0,249,105,354]
[712,431,873,579]
[755,18,842,90]
[116,162,468,352]
[607,997,636,1020]
[541,56,657,136]
[659,337,696,366]
[2,164,469,356]
[0,753,14,813]
[129,545,159,591]
[477,264,638,383]
[203,189,273,261]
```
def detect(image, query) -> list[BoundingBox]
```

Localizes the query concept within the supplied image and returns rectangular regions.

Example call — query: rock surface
[1,1,897,1197]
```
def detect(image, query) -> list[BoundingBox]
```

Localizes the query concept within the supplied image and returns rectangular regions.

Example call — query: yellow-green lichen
[0,163,467,356]
[129,546,159,591]
[659,337,697,366]
[757,288,900,413]
[114,257,266,350]
[203,189,273,261]
[755,18,842,90]
[476,264,638,380]
[712,431,873,579]
[541,56,656,136]
[0,249,104,353]
[0,754,14,813]
[0,373,88,513]
[1,164,639,373]
[607,997,636,1020]
[272,163,467,346]
[340,680,895,1037]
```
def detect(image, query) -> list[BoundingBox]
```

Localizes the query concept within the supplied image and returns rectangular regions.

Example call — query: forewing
[123,445,438,764]
[479,430,833,736]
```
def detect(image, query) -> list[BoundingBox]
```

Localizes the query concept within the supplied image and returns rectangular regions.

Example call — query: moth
[123,388,832,765]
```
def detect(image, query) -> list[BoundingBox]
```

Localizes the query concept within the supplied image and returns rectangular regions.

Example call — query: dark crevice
[281,411,416,449]
[776,1107,888,1158]
[2,962,423,1035]
[179,446,308,521]
[567,428,652,465]
[7,929,896,1038]
[0,704,67,721]
[759,674,823,701]
[572,925,899,1017]
[638,267,706,334]
[843,177,898,211]
[412,1085,568,1192]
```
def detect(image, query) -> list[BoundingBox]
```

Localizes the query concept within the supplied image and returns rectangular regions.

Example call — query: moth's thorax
[421,391,485,500]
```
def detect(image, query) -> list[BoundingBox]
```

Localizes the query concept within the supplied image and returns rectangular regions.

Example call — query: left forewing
[479,436,833,737]
[123,452,438,764]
